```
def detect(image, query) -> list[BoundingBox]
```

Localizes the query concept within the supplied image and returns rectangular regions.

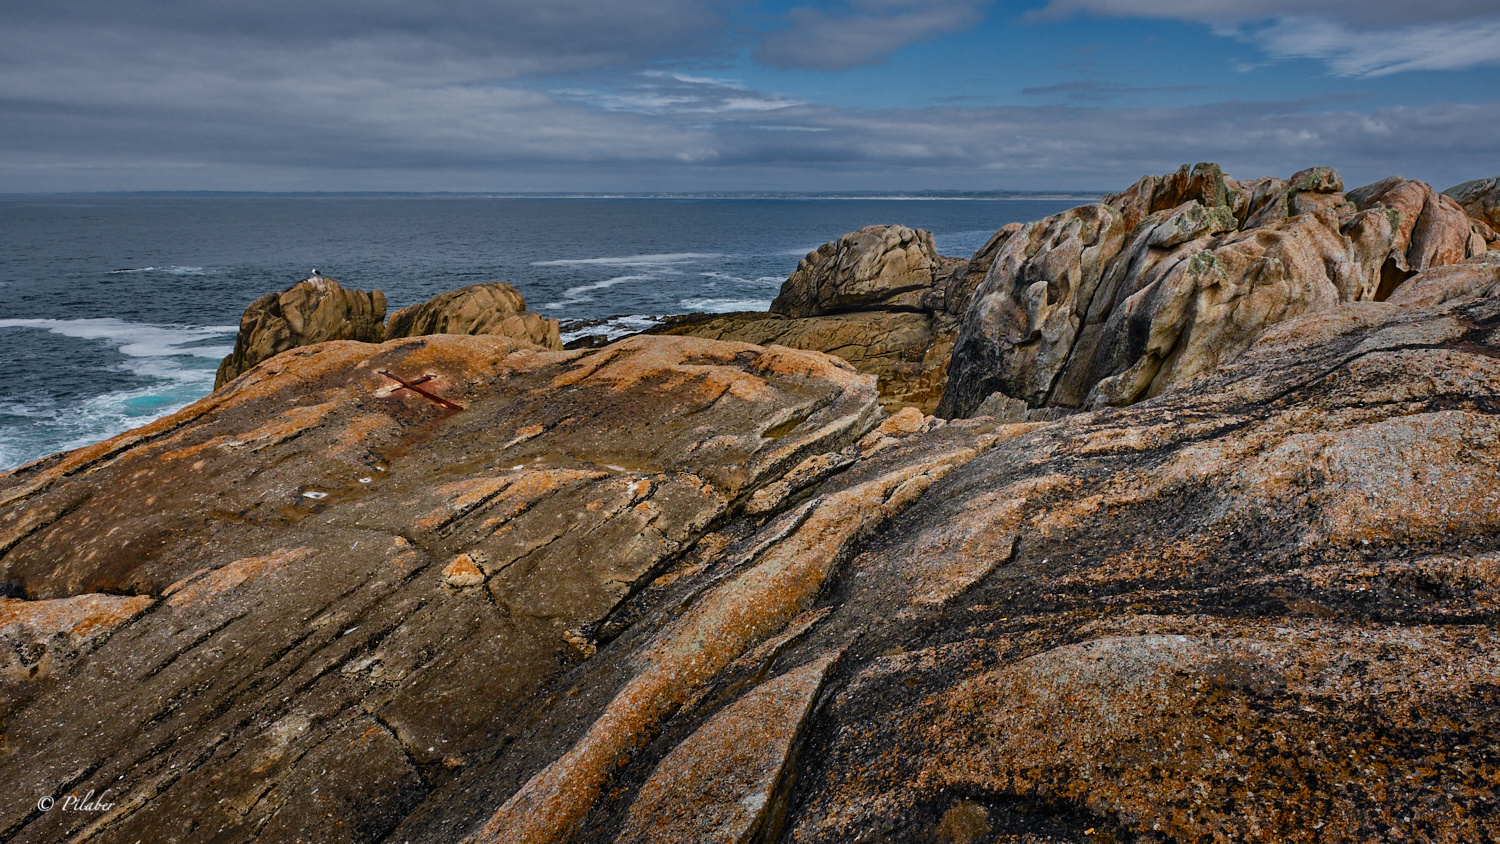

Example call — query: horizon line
[0,189,1106,201]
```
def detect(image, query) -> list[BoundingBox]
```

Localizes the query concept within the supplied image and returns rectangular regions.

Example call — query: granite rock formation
[5,170,1500,844]
[939,164,1491,418]
[656,224,975,414]
[770,225,952,317]
[0,333,880,843]
[216,279,560,390]
[213,276,387,388]
[385,282,563,350]
[1445,175,1500,239]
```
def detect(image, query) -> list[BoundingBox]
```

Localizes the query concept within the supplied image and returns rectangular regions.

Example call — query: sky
[0,0,1496,193]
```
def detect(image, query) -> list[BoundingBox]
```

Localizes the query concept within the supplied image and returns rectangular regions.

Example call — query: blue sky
[0,0,1496,192]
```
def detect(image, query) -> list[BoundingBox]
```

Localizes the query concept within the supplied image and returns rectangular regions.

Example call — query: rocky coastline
[4,163,1500,844]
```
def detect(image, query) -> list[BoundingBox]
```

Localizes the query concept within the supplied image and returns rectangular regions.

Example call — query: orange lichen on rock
[616,655,837,844]
[464,446,986,844]
[165,548,311,607]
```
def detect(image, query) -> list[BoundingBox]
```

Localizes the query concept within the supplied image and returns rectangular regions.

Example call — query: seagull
[311,269,322,278]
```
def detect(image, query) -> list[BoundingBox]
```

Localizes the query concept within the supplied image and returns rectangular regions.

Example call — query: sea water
[0,194,1088,470]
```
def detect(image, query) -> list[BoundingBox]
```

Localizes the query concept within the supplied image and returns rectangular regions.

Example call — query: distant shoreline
[0,191,1104,202]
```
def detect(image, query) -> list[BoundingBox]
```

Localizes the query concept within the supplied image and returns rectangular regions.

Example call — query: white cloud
[1037,0,1497,28]
[754,0,988,70]
[1036,0,1500,76]
[1237,16,1500,77]
[552,74,804,114]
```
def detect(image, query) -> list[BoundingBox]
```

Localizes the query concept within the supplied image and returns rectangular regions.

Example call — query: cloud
[1,0,1495,193]
[553,73,804,114]
[1035,0,1497,29]
[1021,82,1205,101]
[753,0,988,70]
[0,0,736,78]
[1035,0,1500,76]
[1236,16,1500,77]
[5,51,1497,196]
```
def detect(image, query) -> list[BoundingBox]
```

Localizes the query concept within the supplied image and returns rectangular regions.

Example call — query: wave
[558,315,663,344]
[0,318,236,361]
[0,318,237,471]
[699,271,783,287]
[677,298,773,313]
[107,266,210,276]
[532,252,724,267]
[539,274,655,310]
[0,376,219,472]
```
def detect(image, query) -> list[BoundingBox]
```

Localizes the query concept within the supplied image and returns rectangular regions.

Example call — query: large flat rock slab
[0,333,879,844]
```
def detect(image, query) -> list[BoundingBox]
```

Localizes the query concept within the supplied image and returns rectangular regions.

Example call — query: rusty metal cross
[378,370,464,411]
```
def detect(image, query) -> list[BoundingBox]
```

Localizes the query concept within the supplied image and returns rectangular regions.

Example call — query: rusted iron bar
[378,370,465,411]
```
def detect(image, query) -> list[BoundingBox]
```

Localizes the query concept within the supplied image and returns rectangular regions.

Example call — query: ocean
[0,194,1088,471]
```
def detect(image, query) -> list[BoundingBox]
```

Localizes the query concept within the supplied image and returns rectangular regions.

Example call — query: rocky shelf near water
[3,164,1500,844]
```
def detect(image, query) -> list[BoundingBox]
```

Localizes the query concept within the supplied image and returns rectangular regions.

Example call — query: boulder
[652,309,949,413]
[1444,175,1500,241]
[385,282,563,350]
[771,225,945,318]
[939,165,1490,418]
[654,226,979,415]
[1386,251,1500,309]
[213,276,386,388]
[1346,175,1487,274]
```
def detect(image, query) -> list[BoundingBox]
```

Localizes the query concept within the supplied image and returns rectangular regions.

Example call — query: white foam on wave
[558,315,663,344]
[678,298,773,313]
[107,266,211,276]
[0,318,236,360]
[700,271,783,287]
[532,252,724,267]
[0,318,238,471]
[540,274,654,310]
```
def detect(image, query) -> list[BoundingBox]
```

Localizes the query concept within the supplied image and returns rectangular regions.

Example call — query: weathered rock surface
[7,178,1500,844]
[217,279,562,391]
[1445,175,1500,240]
[213,276,387,388]
[771,225,946,318]
[657,225,975,414]
[940,164,1491,418]
[0,333,880,844]
[386,282,563,350]
[653,309,951,413]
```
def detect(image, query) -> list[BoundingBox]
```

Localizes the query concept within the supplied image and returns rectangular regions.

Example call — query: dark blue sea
[0,195,1088,470]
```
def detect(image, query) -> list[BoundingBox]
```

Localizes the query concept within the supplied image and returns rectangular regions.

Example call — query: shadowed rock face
[6,182,1500,844]
[385,282,563,350]
[939,164,1491,419]
[213,276,387,388]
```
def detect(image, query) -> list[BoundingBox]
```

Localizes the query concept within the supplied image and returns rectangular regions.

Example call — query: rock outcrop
[657,224,974,414]
[939,164,1491,418]
[216,279,561,390]
[770,225,952,317]
[0,332,881,844]
[7,170,1500,844]
[1445,175,1500,239]
[213,276,387,388]
[385,282,563,350]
